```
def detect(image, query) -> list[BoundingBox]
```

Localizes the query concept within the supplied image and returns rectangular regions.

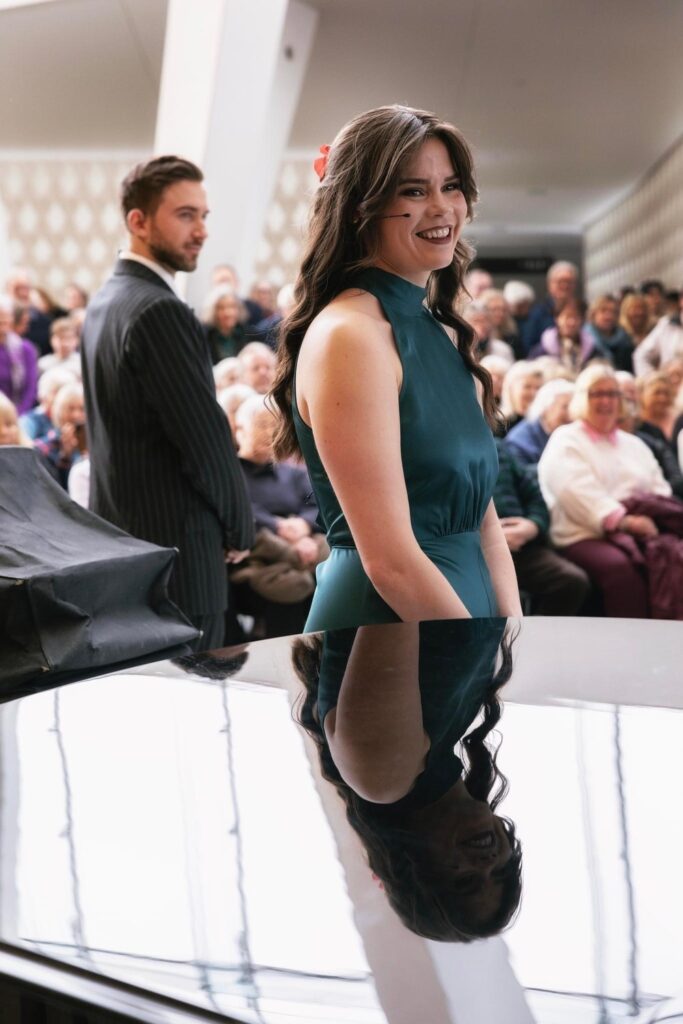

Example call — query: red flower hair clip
[313,144,331,181]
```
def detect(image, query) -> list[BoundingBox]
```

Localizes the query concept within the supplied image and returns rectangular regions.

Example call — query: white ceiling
[2,0,683,246]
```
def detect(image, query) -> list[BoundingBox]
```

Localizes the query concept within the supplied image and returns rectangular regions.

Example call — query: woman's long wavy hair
[271,104,496,458]
[291,627,522,942]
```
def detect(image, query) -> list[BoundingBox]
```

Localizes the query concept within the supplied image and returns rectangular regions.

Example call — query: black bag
[0,448,198,697]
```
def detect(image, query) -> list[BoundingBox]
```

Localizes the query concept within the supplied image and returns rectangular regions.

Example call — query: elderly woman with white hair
[202,285,248,362]
[538,364,676,617]
[498,360,543,435]
[504,378,574,466]
[33,381,86,488]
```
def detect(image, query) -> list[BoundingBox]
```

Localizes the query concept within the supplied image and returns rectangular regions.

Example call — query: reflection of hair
[271,104,498,457]
[568,363,618,421]
[172,649,249,680]
[291,627,522,942]
[120,155,203,219]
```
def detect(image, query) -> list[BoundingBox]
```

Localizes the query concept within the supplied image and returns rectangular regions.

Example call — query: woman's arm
[480,499,523,616]
[301,311,472,620]
[325,623,428,803]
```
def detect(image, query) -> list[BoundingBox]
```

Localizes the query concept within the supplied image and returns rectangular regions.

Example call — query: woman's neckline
[350,265,428,313]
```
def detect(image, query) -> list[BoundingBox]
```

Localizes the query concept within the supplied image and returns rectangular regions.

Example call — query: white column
[155,0,318,306]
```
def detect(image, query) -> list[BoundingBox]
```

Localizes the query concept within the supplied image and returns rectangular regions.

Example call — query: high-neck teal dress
[293,267,499,630]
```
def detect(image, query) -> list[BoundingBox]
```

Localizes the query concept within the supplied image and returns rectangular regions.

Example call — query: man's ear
[126,208,147,237]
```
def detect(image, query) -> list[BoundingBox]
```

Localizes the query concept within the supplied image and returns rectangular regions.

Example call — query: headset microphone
[378,213,411,219]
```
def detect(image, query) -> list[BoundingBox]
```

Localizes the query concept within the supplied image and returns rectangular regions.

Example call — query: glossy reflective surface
[1,617,682,1023]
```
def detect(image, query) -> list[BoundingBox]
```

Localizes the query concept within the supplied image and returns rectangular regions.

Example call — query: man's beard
[149,238,200,274]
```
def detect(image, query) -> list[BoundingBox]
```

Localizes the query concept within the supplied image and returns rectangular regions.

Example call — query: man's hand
[622,514,659,538]
[225,548,251,564]
[293,536,319,568]
[276,517,312,543]
[499,516,539,552]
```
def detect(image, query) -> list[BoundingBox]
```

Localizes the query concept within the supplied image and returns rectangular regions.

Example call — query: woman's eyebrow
[398,174,460,185]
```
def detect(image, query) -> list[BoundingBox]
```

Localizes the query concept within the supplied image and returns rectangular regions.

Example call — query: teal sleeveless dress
[293,267,499,630]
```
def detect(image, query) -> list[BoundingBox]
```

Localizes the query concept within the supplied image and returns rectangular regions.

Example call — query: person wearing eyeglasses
[537,364,676,617]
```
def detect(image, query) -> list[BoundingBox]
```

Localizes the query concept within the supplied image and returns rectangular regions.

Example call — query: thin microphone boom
[378,213,411,219]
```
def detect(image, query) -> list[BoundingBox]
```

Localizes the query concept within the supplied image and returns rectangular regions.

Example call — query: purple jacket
[0,333,38,413]
[528,326,605,369]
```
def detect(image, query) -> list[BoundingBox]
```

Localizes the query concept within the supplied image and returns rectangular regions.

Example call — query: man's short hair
[120,155,203,219]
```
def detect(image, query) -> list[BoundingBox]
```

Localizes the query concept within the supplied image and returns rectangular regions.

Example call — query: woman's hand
[622,514,659,538]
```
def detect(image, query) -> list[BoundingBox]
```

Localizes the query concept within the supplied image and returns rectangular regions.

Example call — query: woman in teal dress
[271,105,522,630]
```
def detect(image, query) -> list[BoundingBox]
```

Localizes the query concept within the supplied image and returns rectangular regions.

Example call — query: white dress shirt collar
[119,250,178,295]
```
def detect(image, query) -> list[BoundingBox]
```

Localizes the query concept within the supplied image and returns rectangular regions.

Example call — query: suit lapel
[114,258,176,295]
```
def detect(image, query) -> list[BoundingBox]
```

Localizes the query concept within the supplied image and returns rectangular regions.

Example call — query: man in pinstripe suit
[81,156,254,650]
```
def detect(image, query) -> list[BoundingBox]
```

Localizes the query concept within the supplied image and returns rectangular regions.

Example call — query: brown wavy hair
[271,104,495,458]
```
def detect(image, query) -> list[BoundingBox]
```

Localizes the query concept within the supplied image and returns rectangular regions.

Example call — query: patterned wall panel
[584,137,683,299]
[252,156,318,288]
[0,155,142,300]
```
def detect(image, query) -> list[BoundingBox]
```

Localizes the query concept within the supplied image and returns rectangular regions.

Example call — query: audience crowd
[2,259,683,634]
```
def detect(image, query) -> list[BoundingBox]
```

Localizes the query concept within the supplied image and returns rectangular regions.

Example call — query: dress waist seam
[328,529,481,551]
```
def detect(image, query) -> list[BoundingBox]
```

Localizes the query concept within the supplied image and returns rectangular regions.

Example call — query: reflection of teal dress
[293,267,499,630]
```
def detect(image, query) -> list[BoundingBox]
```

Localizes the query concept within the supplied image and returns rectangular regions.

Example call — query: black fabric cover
[0,448,198,695]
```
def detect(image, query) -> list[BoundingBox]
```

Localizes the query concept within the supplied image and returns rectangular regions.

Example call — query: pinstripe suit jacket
[81,259,255,616]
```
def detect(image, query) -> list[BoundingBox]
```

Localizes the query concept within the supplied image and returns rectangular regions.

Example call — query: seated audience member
[479,288,521,355]
[498,361,543,435]
[33,382,86,489]
[20,365,77,440]
[538,365,678,618]
[665,289,681,319]
[5,267,54,355]
[211,264,263,325]
[522,261,580,355]
[617,378,683,499]
[494,441,589,614]
[640,279,667,320]
[238,341,277,395]
[634,288,683,375]
[479,354,509,405]
[504,378,574,466]
[230,395,329,638]
[0,393,32,447]
[12,302,31,340]
[0,295,38,414]
[213,357,243,391]
[217,383,256,442]
[38,317,81,377]
[636,371,683,458]
[662,357,683,398]
[462,301,514,365]
[68,456,91,508]
[464,268,493,299]
[203,286,248,362]
[248,283,296,348]
[585,294,634,372]
[528,300,606,373]
[529,355,576,383]
[619,292,655,349]
[503,280,536,352]
[63,282,89,313]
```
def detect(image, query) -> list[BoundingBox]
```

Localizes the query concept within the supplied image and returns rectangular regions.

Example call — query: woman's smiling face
[373,137,468,287]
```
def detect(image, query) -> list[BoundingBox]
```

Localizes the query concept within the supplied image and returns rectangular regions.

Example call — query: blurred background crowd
[2,255,682,634]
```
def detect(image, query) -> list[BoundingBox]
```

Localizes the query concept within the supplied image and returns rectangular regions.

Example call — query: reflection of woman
[292,618,522,941]
[538,365,676,617]
[272,105,521,630]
